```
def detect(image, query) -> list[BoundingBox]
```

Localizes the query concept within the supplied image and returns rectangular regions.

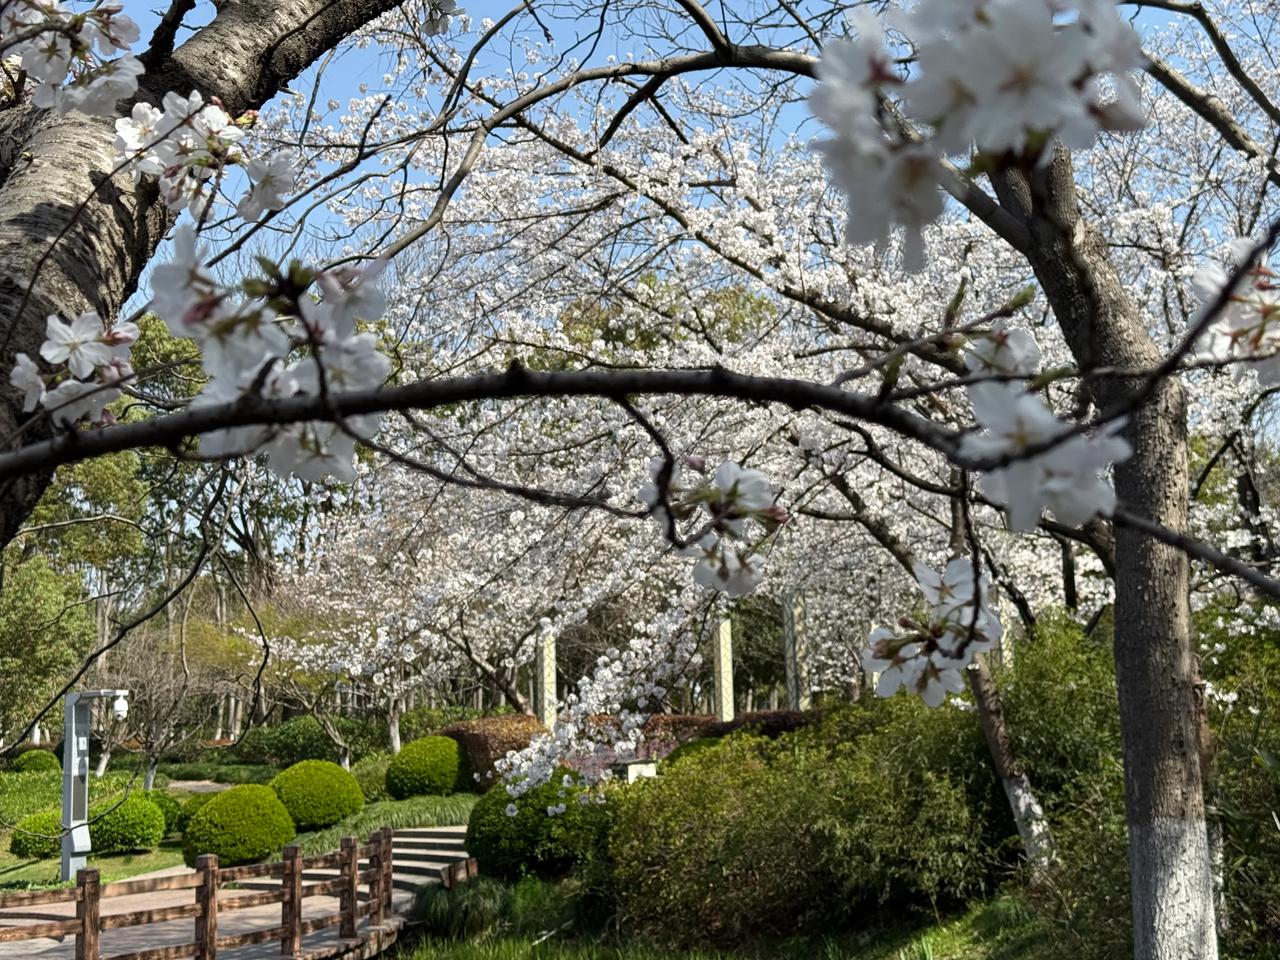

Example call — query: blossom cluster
[811,0,1146,268]
[2,0,142,115]
[960,322,1131,531]
[638,458,787,597]
[495,600,705,807]
[1191,237,1280,383]
[114,90,295,220]
[863,557,1002,707]
[148,225,392,482]
[9,309,138,425]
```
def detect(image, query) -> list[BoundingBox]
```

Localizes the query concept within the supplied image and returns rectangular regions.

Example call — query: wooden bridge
[0,827,476,960]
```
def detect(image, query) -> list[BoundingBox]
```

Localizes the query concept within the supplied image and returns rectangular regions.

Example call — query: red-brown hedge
[440,715,549,788]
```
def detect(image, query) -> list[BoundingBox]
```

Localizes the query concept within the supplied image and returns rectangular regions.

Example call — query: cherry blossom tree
[3,2,1280,957]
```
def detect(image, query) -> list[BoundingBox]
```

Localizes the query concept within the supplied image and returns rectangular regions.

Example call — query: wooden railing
[0,828,398,960]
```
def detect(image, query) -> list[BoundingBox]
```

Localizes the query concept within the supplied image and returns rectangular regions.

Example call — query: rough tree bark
[992,150,1216,960]
[0,0,406,543]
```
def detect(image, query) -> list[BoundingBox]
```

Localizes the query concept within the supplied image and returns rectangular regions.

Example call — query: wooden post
[366,831,384,927]
[75,868,100,960]
[195,854,219,960]
[281,845,302,957]
[339,837,358,939]
[380,828,394,916]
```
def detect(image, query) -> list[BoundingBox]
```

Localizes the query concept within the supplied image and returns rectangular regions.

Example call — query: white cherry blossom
[9,353,44,412]
[40,311,111,379]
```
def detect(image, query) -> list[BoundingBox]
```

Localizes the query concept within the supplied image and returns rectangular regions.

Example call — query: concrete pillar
[534,626,557,729]
[713,619,734,723]
[783,594,811,710]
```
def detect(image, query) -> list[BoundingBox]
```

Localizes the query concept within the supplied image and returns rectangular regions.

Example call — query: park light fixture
[61,689,129,881]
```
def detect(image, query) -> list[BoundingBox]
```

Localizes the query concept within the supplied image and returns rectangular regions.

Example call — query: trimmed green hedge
[352,753,391,802]
[9,795,166,860]
[439,716,545,788]
[271,760,363,829]
[91,795,166,853]
[182,785,295,867]
[9,808,62,859]
[177,792,217,832]
[144,790,183,835]
[11,749,60,773]
[466,771,607,880]
[386,737,471,799]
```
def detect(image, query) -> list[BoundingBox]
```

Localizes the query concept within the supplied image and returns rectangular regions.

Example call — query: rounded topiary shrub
[11,749,60,773]
[178,791,216,832]
[144,790,183,835]
[385,736,471,799]
[270,760,363,829]
[466,770,608,880]
[182,784,295,867]
[9,809,62,859]
[90,795,165,854]
[352,753,391,803]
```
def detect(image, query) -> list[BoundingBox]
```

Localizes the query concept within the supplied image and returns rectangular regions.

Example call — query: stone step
[392,848,468,864]
[393,826,467,840]
[233,870,442,895]
[394,836,466,852]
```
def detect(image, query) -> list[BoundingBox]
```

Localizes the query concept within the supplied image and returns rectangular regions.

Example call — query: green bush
[386,736,471,799]
[177,791,217,832]
[401,706,497,742]
[609,736,832,943]
[335,716,389,762]
[9,794,166,860]
[660,736,723,767]
[466,769,608,881]
[271,760,363,829]
[157,762,278,785]
[90,794,166,854]
[10,749,59,773]
[9,808,62,859]
[234,717,334,766]
[234,716,390,767]
[144,790,183,835]
[608,705,1000,946]
[182,784,295,867]
[0,770,142,825]
[352,753,391,802]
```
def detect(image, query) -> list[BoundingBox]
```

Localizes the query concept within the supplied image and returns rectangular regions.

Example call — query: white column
[783,594,811,710]
[534,627,557,729]
[713,619,734,723]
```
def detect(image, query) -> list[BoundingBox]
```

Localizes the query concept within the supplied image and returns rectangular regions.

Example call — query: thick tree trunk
[144,758,158,791]
[0,0,407,544]
[94,748,110,777]
[993,151,1216,960]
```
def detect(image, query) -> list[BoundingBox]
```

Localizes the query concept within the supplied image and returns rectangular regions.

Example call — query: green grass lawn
[0,838,188,888]
[398,896,1055,960]
[404,876,1059,960]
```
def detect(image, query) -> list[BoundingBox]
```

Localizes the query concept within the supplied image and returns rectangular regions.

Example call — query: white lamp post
[61,689,129,881]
